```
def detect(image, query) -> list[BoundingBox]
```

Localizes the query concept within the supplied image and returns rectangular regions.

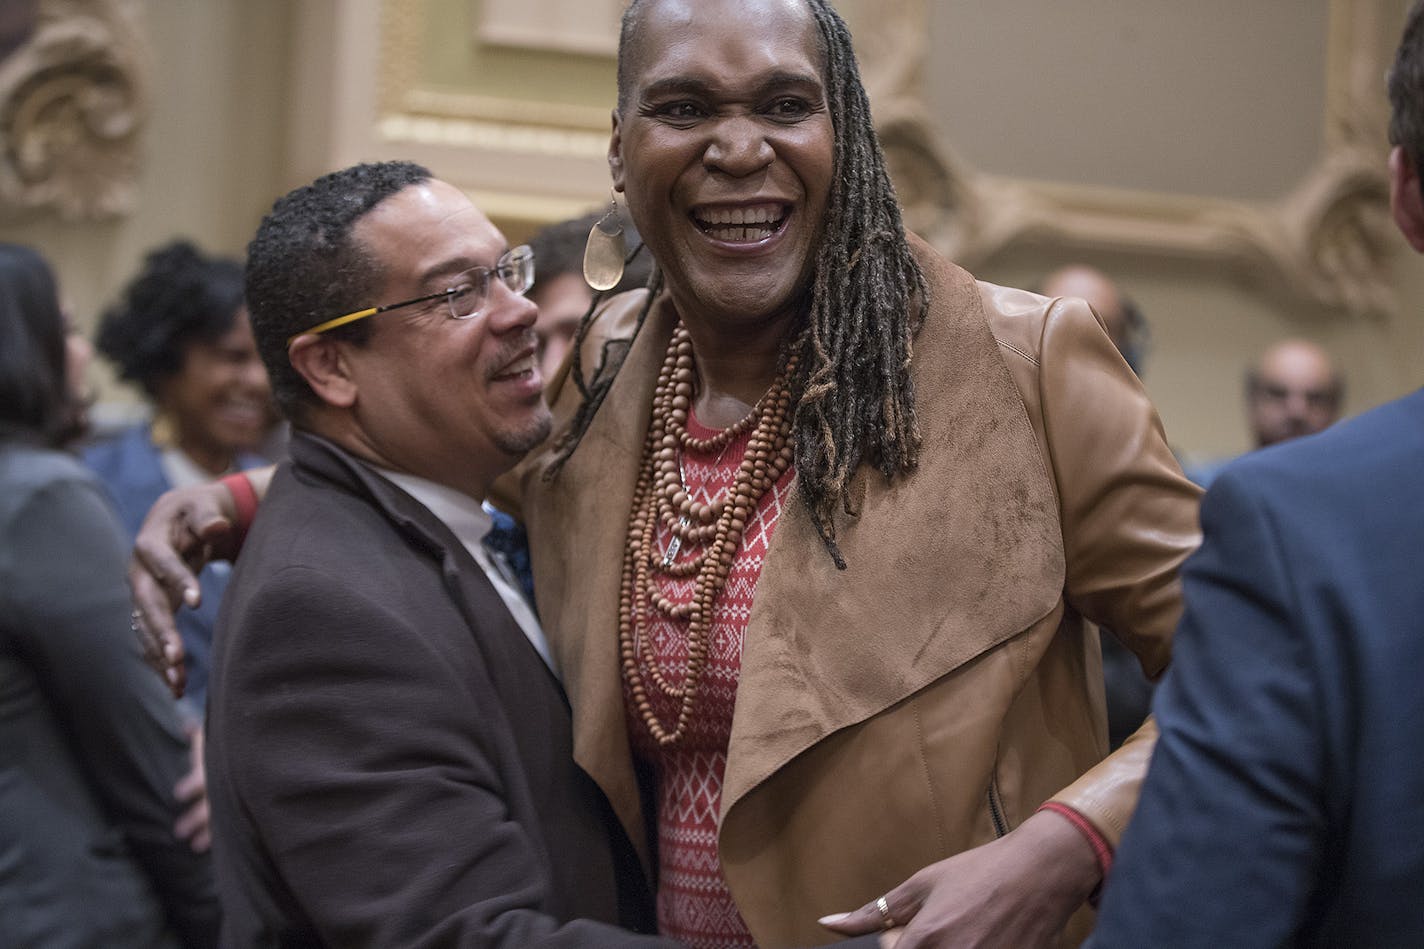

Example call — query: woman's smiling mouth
[692,203,788,243]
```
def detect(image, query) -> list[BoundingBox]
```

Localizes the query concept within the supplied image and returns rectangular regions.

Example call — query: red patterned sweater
[623,410,796,949]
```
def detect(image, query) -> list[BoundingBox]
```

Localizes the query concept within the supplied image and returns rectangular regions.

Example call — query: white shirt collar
[371,467,492,551]
[367,465,557,676]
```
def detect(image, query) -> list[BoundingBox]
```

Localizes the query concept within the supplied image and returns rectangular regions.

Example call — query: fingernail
[165,643,180,661]
[184,587,199,607]
[818,913,849,925]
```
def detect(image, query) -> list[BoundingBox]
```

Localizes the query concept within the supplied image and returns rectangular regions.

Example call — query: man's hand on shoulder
[129,478,243,696]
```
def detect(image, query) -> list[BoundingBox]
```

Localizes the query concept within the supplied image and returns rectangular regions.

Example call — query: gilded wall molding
[0,0,147,221]
[864,0,1397,318]
[379,0,613,139]
[371,0,619,218]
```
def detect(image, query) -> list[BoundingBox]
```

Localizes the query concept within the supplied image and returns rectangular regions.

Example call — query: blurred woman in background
[85,239,271,713]
[0,242,218,947]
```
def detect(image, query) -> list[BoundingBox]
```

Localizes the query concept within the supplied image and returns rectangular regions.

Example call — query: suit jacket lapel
[290,433,565,702]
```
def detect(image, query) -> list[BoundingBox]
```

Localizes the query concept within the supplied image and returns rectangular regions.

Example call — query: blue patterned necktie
[481,508,537,611]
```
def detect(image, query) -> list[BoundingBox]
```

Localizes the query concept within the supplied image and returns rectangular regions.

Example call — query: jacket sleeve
[6,477,220,948]
[1018,295,1201,844]
[1086,467,1324,947]
[217,565,677,948]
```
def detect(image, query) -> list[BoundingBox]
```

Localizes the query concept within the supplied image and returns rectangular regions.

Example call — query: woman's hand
[820,811,1100,948]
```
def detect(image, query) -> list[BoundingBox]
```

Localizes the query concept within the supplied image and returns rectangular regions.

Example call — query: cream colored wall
[923,1,1330,202]
[4,0,1419,453]
[922,0,1424,461]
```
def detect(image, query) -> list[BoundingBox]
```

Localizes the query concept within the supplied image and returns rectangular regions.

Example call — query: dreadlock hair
[550,0,927,568]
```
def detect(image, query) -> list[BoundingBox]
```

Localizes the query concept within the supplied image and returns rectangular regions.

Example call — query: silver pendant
[661,516,690,567]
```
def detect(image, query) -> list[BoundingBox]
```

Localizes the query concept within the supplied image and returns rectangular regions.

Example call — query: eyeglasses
[288,245,535,343]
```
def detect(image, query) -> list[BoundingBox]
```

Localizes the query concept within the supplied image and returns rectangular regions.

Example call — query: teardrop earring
[583,192,627,291]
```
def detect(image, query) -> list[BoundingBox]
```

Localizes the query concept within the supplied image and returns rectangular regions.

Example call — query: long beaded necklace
[618,323,799,747]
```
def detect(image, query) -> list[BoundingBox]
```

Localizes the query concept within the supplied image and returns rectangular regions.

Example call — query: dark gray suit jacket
[0,443,218,948]
[207,432,672,947]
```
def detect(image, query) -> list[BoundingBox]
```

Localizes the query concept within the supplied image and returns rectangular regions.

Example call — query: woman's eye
[652,101,705,122]
[767,97,812,119]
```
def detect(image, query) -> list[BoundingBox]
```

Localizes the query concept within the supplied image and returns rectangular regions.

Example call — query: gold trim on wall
[0,0,148,221]
[476,0,622,58]
[380,0,614,141]
[371,0,619,213]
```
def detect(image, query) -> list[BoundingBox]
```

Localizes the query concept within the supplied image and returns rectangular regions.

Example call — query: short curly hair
[96,240,245,399]
[244,160,432,421]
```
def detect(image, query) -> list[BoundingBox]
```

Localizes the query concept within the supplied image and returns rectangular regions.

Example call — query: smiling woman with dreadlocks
[129,1,1199,947]
[519,1,1200,946]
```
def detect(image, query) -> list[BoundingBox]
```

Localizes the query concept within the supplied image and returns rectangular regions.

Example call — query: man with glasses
[1243,338,1343,451]
[202,162,676,947]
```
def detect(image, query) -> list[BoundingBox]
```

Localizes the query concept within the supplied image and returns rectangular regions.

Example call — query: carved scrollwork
[0,0,147,221]
[1267,150,1396,317]
[861,0,1397,319]
[874,107,979,253]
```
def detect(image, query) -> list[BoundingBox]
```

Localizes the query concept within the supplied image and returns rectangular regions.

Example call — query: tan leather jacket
[512,237,1201,947]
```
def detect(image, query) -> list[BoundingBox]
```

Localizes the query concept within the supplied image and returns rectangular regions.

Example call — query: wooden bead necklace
[618,323,799,747]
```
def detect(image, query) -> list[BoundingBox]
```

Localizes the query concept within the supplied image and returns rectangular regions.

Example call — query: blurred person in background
[0,242,219,948]
[1188,337,1343,487]
[1244,338,1343,449]
[1040,265,1149,378]
[84,239,272,715]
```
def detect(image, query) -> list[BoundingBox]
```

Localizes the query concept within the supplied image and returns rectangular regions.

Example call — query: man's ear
[1389,145,1424,253]
[287,335,358,409]
[608,108,626,194]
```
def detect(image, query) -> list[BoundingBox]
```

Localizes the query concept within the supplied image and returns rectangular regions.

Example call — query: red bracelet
[219,472,259,550]
[1037,801,1113,905]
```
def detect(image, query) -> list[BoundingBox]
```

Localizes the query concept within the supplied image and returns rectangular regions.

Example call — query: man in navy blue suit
[1087,5,1424,946]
